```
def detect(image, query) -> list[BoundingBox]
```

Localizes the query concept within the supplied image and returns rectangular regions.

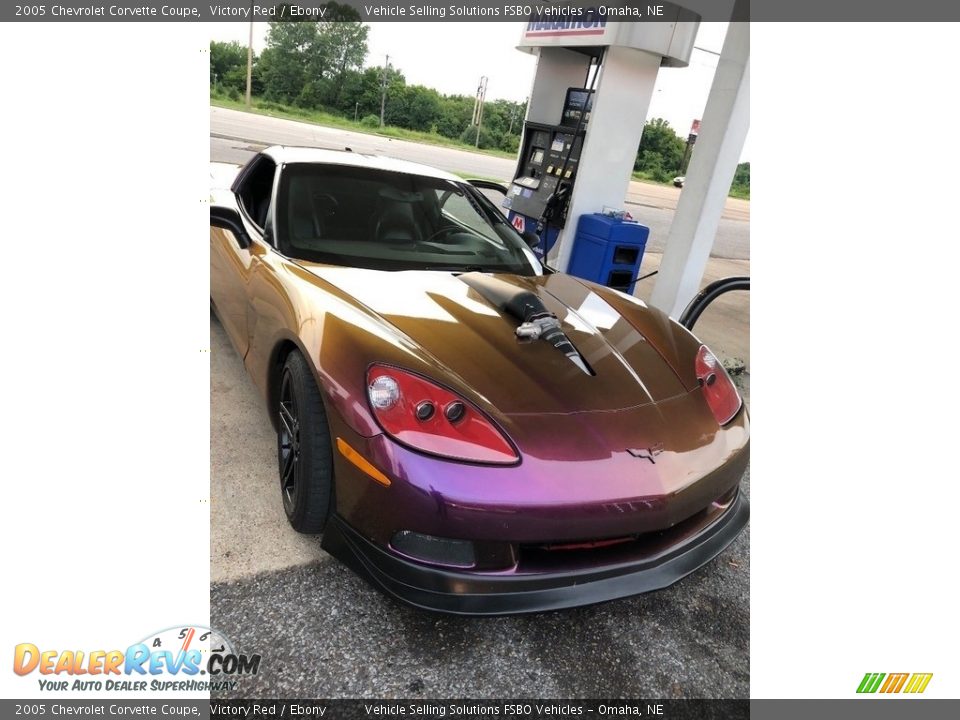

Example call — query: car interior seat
[374,200,422,245]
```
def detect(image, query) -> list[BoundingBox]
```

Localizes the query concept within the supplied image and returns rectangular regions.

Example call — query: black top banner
[10,1,736,22]
[7,0,960,22]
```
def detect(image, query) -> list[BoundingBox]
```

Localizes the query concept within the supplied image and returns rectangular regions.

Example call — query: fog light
[391,531,476,568]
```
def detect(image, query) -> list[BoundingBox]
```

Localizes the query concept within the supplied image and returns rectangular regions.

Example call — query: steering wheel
[307,192,339,237]
[311,192,338,213]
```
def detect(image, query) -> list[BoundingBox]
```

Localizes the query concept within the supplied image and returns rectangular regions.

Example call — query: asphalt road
[210,106,750,261]
[209,106,751,698]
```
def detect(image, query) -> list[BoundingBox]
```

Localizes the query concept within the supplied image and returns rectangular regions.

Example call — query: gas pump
[506,15,700,281]
[504,88,592,260]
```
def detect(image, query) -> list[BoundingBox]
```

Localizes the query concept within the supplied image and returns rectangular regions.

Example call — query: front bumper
[321,488,749,616]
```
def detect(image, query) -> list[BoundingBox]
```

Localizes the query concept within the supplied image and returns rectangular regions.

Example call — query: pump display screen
[550,133,573,152]
[508,120,586,229]
[562,88,593,127]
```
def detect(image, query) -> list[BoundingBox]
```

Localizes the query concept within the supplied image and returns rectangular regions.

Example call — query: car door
[210,154,277,357]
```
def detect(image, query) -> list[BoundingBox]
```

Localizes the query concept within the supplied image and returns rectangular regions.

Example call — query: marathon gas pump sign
[508,209,562,262]
[524,9,608,39]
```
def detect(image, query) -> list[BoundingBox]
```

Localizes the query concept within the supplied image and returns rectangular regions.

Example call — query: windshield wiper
[422,265,491,274]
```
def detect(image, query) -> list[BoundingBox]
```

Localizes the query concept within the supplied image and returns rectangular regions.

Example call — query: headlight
[366,364,518,465]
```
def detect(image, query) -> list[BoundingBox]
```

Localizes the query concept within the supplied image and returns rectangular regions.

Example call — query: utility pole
[472,76,488,148]
[244,4,253,108]
[679,118,700,175]
[508,98,525,135]
[380,54,390,128]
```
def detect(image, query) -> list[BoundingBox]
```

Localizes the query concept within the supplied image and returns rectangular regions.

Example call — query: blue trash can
[567,214,650,293]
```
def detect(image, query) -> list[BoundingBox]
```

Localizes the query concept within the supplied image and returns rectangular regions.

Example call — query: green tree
[460,124,497,150]
[733,162,750,188]
[315,4,369,109]
[389,85,442,131]
[260,4,369,110]
[340,66,401,120]
[731,162,750,196]
[260,18,317,104]
[210,40,247,88]
[435,95,474,139]
[635,118,686,176]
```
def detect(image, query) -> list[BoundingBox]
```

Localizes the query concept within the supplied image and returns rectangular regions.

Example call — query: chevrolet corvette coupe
[210,146,749,615]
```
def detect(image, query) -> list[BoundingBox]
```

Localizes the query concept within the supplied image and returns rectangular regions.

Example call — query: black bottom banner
[4,698,960,720]
[211,699,746,719]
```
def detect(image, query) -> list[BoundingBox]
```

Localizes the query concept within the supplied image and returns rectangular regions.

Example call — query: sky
[210,21,750,160]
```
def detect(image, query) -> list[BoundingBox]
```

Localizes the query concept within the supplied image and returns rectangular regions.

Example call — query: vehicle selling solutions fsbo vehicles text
[362,5,505,17]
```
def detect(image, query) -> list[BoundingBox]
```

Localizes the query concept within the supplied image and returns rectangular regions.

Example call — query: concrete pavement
[210,312,324,582]
[634,253,750,373]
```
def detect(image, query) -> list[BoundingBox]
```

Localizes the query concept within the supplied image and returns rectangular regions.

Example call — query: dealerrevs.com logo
[13,625,260,693]
[857,672,933,694]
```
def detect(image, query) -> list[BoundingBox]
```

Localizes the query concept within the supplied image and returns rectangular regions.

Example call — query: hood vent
[459,273,593,376]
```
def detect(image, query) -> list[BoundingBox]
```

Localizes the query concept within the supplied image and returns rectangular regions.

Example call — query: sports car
[209,146,749,615]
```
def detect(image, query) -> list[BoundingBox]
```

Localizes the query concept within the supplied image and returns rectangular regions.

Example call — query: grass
[631,170,751,199]
[451,171,510,184]
[631,170,679,188]
[210,91,517,159]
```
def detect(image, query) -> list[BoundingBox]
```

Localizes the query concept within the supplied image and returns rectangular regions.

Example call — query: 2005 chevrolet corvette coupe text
[210,146,749,615]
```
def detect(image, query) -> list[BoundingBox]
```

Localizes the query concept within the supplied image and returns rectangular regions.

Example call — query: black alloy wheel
[278,370,301,515]
[277,350,333,533]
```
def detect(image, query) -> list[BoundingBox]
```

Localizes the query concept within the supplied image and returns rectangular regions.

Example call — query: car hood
[301,266,691,415]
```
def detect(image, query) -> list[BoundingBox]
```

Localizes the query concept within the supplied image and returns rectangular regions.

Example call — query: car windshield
[276,163,541,275]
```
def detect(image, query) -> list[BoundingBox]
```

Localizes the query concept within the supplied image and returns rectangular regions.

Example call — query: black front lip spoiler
[321,491,749,616]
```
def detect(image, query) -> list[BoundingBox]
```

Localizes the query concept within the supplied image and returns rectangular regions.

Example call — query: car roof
[261,145,462,182]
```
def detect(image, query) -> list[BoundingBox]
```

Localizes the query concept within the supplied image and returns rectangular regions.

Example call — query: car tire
[277,350,333,534]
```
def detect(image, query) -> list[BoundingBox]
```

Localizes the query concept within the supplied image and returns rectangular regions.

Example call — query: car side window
[438,191,501,241]
[235,155,276,231]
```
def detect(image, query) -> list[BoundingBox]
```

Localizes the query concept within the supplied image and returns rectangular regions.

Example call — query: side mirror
[466,179,509,196]
[522,230,541,249]
[210,205,251,249]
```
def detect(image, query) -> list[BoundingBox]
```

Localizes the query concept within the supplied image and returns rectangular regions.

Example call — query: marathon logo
[525,8,608,37]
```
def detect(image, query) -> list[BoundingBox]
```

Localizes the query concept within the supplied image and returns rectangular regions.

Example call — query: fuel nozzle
[508,292,591,375]
[456,275,592,376]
